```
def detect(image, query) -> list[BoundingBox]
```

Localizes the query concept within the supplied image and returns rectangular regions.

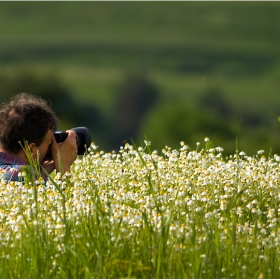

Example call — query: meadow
[1,140,280,278]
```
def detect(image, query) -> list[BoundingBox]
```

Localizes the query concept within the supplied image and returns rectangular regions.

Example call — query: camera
[54,126,92,155]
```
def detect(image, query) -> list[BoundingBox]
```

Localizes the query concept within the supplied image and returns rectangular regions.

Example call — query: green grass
[1,141,280,278]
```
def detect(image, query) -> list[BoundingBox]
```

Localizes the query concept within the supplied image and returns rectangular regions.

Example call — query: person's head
[0,93,58,161]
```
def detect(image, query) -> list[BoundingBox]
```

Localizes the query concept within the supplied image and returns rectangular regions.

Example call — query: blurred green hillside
[1,2,280,155]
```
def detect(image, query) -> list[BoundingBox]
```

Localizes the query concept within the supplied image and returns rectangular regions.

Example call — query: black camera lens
[53,131,68,143]
[54,126,91,155]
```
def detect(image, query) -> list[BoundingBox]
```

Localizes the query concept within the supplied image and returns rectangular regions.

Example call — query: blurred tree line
[1,67,280,156]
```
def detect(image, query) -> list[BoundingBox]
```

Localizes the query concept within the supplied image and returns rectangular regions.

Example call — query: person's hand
[40,131,77,178]
[52,130,78,174]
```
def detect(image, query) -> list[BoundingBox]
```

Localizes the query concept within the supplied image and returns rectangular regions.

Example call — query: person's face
[31,129,53,163]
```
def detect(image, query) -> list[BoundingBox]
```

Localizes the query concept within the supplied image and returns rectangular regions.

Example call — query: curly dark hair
[0,93,59,154]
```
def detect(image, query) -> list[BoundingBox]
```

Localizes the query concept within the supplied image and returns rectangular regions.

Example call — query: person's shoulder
[0,151,15,164]
[0,151,27,166]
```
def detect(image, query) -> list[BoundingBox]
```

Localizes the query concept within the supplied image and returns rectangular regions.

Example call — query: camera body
[54,126,92,155]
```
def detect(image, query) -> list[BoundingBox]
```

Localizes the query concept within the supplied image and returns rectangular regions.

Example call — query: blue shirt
[0,152,48,183]
[0,152,28,181]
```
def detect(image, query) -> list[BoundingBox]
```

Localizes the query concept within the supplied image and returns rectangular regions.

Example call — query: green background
[1,2,280,155]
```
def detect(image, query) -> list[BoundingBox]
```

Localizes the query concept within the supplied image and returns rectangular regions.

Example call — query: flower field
[1,140,280,278]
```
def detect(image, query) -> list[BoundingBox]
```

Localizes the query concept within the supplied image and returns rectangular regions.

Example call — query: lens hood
[71,127,92,155]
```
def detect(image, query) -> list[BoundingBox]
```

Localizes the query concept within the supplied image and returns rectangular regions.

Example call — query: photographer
[0,93,77,182]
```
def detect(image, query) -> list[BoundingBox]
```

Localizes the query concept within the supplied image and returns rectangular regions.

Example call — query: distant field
[1,2,279,99]
[1,2,280,153]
